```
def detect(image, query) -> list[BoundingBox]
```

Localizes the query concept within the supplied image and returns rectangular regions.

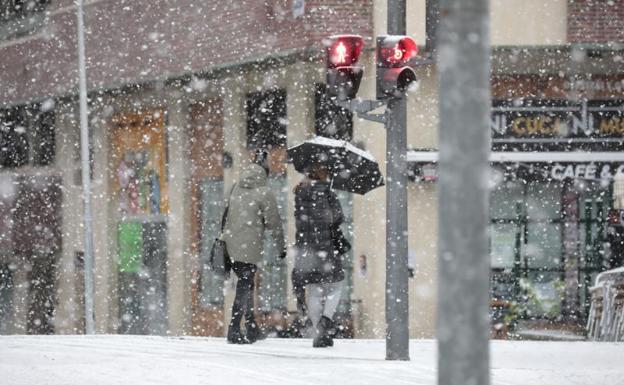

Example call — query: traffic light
[324,35,365,100]
[376,35,418,100]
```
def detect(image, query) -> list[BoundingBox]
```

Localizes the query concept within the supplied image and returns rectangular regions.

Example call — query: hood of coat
[238,163,268,189]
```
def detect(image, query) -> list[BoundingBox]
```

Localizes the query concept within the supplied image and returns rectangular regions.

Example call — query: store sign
[491,99,624,141]
[549,163,624,181]
[411,162,624,184]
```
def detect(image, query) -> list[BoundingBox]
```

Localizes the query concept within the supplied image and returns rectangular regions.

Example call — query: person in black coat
[292,164,344,347]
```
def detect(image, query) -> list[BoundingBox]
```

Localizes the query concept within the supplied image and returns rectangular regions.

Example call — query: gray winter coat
[223,164,285,265]
[293,179,345,284]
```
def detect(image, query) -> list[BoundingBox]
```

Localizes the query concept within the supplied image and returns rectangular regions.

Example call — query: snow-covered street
[1,336,622,385]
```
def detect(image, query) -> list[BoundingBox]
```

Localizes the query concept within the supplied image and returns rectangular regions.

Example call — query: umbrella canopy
[287,136,385,195]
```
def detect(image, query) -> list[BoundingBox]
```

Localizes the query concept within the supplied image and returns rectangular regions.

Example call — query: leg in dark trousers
[292,269,307,317]
[228,262,257,344]
[289,269,310,337]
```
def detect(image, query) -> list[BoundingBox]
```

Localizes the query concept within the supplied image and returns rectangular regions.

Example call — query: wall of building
[568,0,624,44]
[379,0,569,47]
[0,0,373,104]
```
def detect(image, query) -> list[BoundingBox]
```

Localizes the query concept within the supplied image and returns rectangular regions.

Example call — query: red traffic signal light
[324,35,365,100]
[325,35,364,68]
[376,35,418,100]
[378,36,418,67]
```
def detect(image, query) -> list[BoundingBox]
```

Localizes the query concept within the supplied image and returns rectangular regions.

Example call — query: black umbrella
[287,136,385,195]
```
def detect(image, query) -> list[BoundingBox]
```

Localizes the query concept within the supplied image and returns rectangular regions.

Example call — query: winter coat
[293,179,345,284]
[223,164,285,265]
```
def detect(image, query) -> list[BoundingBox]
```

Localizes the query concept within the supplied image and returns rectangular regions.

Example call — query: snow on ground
[1,335,623,385]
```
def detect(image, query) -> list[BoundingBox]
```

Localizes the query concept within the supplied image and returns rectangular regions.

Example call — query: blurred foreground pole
[385,0,410,361]
[76,0,95,334]
[437,0,490,384]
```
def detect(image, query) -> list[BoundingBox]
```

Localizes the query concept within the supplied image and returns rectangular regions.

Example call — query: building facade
[0,0,622,338]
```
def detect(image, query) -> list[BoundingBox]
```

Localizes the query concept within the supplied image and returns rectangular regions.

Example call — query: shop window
[0,108,28,167]
[0,0,49,39]
[314,83,353,141]
[111,110,169,335]
[246,89,287,149]
[188,99,226,309]
[31,109,55,166]
[110,110,168,216]
[117,220,168,335]
[198,179,225,307]
[489,180,566,319]
[0,103,55,169]
[257,176,288,312]
[0,0,48,21]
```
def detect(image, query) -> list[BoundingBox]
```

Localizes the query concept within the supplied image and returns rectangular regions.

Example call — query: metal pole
[76,0,95,335]
[437,0,491,384]
[425,0,439,57]
[385,0,410,361]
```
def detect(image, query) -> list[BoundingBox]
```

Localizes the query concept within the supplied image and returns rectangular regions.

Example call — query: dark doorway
[13,175,62,334]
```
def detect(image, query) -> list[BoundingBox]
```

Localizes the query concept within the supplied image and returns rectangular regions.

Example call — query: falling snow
[0,0,623,384]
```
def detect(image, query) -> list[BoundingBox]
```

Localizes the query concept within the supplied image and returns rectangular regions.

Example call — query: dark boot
[227,327,250,344]
[313,316,334,348]
[245,319,260,343]
[288,317,305,338]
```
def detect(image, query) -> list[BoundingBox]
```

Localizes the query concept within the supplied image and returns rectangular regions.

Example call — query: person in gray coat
[223,161,285,344]
[293,164,344,347]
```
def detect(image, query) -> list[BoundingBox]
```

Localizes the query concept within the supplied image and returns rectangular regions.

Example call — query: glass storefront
[490,175,609,322]
[488,96,622,329]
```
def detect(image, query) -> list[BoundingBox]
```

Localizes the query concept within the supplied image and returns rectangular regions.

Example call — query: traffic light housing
[376,35,418,100]
[324,35,365,100]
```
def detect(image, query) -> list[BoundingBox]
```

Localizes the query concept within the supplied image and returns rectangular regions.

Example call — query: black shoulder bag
[209,184,236,278]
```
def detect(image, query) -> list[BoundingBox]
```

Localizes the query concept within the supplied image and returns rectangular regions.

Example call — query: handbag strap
[220,183,236,232]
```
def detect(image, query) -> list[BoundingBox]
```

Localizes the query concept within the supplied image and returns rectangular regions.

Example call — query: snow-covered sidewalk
[1,335,622,385]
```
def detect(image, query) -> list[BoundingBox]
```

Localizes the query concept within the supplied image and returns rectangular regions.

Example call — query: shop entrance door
[578,193,608,317]
[111,110,169,334]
